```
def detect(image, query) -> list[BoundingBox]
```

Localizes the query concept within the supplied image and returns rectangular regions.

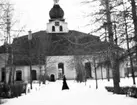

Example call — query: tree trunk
[123,1,135,84]
[111,52,120,93]
[101,65,103,80]
[107,65,110,81]
[130,0,136,85]
[105,0,120,93]
[74,56,86,82]
[29,62,33,89]
[74,37,86,82]
[93,58,98,89]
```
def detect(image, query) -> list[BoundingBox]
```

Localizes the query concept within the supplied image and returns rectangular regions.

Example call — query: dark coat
[62,76,69,90]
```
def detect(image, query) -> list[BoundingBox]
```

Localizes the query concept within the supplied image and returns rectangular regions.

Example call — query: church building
[0,0,126,83]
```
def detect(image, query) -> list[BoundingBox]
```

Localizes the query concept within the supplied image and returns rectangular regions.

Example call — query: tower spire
[54,0,59,4]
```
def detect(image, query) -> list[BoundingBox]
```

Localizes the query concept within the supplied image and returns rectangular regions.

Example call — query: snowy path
[2,79,137,105]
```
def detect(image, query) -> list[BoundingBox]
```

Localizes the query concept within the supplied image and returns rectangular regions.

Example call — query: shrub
[105,86,137,98]
[0,81,27,98]
[126,86,137,98]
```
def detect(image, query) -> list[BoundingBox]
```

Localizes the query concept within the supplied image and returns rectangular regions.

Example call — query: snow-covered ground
[1,78,137,105]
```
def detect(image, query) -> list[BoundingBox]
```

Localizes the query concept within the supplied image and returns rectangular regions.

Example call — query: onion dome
[49,4,64,19]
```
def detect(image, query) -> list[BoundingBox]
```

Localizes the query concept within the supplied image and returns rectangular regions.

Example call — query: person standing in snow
[62,75,69,90]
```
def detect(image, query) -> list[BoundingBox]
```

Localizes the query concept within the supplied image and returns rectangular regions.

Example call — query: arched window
[16,70,22,81]
[58,63,64,74]
[58,63,64,79]
[52,26,55,32]
[60,26,63,31]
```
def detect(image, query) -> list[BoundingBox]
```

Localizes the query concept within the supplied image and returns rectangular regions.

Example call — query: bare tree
[130,0,137,85]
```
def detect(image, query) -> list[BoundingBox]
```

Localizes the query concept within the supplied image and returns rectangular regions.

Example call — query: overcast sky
[10,0,96,36]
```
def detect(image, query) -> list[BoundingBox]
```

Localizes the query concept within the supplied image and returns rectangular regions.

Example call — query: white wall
[15,66,28,82]
[119,62,126,78]
[46,55,126,80]
[5,55,126,82]
[91,62,125,79]
[46,56,75,79]
[47,20,69,33]
[14,65,45,83]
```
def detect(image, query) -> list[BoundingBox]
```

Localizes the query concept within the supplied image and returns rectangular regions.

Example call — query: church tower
[46,0,69,33]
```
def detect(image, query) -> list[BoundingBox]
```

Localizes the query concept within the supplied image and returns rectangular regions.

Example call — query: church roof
[12,30,121,65]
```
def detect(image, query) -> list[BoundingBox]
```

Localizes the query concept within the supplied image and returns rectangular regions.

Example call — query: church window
[58,63,64,79]
[31,70,37,80]
[52,26,55,31]
[16,70,22,81]
[1,68,5,82]
[60,26,63,31]
[85,62,92,78]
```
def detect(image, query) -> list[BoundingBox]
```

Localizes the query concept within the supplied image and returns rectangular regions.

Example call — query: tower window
[60,26,63,31]
[52,26,55,31]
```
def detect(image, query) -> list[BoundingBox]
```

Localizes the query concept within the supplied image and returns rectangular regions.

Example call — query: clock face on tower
[55,22,59,26]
